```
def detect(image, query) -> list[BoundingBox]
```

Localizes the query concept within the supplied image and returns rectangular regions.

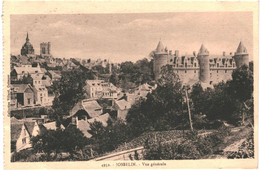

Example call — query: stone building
[40,42,51,57]
[152,41,249,85]
[21,33,35,56]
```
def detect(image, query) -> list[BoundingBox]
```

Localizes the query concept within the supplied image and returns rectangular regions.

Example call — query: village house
[48,70,61,81]
[85,80,118,99]
[66,99,110,137]
[133,83,156,100]
[11,123,31,152]
[114,99,132,120]
[34,86,49,106]
[10,84,36,108]
[11,117,45,152]
[10,63,44,81]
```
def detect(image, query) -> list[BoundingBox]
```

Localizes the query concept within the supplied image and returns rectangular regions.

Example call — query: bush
[226,131,254,159]
[11,149,35,162]
[144,125,232,160]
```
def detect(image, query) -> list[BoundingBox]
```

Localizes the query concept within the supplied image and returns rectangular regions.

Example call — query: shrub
[226,131,254,159]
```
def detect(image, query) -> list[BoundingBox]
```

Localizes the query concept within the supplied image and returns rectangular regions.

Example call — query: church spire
[26,32,29,42]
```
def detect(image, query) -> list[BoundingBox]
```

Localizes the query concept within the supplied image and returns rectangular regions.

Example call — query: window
[194,70,196,73]
[225,70,227,73]
[28,98,31,105]
[217,70,218,73]
[194,63,197,67]
[22,138,26,144]
[38,81,40,84]
[185,70,187,73]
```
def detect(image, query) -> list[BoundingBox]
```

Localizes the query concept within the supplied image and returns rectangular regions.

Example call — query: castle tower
[234,41,249,68]
[153,41,169,80]
[197,44,210,83]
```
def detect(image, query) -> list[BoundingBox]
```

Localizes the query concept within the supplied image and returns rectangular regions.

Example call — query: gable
[24,87,34,93]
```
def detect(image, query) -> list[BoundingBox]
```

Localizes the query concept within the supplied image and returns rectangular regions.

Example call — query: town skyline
[11,12,253,62]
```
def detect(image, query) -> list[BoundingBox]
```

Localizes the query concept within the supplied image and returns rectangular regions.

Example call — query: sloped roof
[236,41,247,54]
[43,121,65,130]
[88,113,110,127]
[77,120,91,138]
[31,74,43,81]
[48,70,61,79]
[24,122,35,136]
[115,99,131,110]
[10,84,33,93]
[14,66,43,75]
[11,123,23,142]
[82,100,102,118]
[10,117,19,123]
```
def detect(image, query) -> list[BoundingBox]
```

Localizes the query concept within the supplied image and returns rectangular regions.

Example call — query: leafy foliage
[110,58,154,90]
[126,65,184,135]
[31,126,89,161]
[144,126,232,160]
[51,68,94,120]
[226,131,254,159]
[88,118,131,154]
[190,65,253,125]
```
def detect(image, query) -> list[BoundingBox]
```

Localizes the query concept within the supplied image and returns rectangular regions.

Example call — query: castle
[152,41,249,85]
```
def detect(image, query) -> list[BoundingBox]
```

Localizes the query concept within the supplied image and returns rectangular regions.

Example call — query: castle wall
[172,68,199,85]
[210,69,234,84]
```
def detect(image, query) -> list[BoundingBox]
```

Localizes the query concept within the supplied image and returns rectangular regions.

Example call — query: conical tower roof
[236,41,247,54]
[198,44,209,55]
[156,41,164,52]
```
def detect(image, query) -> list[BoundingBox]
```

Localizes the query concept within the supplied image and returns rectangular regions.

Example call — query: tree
[51,68,95,120]
[31,126,89,161]
[228,65,253,124]
[88,118,131,154]
[127,65,184,134]
[190,83,205,115]
[112,58,154,89]
[31,129,63,161]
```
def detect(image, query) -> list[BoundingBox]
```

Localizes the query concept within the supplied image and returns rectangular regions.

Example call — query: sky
[11,12,253,63]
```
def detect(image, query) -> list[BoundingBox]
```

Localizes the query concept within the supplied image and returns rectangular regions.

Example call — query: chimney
[193,51,196,57]
[175,50,179,57]
[223,51,226,56]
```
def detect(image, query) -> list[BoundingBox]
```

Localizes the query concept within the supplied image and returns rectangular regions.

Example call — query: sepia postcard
[3,1,259,169]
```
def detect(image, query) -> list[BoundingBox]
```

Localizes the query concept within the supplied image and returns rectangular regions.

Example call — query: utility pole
[184,86,193,131]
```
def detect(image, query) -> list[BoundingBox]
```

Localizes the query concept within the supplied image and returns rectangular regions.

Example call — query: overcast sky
[11,12,253,63]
